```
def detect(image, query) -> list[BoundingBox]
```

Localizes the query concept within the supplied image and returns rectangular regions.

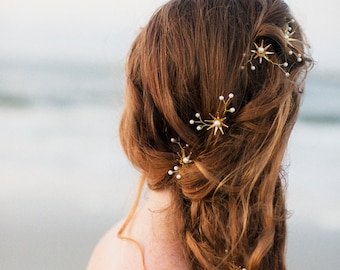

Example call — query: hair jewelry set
[244,19,303,77]
[168,93,235,179]
[167,20,302,183]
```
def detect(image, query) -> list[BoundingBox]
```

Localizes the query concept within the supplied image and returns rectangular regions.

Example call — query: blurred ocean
[1,57,340,121]
[0,57,339,269]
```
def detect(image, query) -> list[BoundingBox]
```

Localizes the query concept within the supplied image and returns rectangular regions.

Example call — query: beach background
[0,0,339,269]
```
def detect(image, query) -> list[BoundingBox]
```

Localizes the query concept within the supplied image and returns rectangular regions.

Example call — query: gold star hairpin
[251,40,274,64]
[189,93,235,136]
[284,20,303,63]
[167,138,193,179]
[246,20,303,77]
[248,39,290,76]
[283,24,296,48]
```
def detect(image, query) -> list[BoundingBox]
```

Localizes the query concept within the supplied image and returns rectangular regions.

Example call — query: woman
[88,0,312,269]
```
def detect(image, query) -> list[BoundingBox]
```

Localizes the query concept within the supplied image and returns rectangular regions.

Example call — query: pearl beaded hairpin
[246,20,303,77]
[168,95,234,178]
[167,138,193,179]
[189,93,235,135]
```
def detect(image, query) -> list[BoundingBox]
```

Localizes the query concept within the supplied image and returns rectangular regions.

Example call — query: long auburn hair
[119,0,312,269]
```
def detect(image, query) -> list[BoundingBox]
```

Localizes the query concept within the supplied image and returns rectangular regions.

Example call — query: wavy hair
[119,0,312,269]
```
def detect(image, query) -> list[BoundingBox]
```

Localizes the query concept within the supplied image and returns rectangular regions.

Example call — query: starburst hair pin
[167,138,193,179]
[283,20,303,62]
[246,20,303,77]
[189,93,235,135]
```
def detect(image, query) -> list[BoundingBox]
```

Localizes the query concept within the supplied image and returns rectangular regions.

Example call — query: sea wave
[1,59,339,124]
[0,58,125,107]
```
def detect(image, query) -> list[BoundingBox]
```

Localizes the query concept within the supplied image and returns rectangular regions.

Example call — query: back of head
[120,0,312,269]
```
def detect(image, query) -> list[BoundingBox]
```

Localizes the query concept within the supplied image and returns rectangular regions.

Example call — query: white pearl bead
[174,166,179,171]
[283,62,288,67]
[197,126,202,131]
[170,138,176,143]
[229,107,235,113]
[251,65,256,70]
[241,66,245,70]
[284,34,289,39]
[213,120,221,127]
[297,57,302,62]
[195,113,200,118]
[285,72,290,77]
[176,174,182,179]
[168,170,173,175]
[183,157,190,164]
[258,47,264,53]
[228,93,234,98]
[219,95,224,101]
[189,119,195,125]
[289,50,293,55]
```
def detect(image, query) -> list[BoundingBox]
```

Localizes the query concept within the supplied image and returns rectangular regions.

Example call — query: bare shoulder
[86,219,144,270]
[87,190,190,270]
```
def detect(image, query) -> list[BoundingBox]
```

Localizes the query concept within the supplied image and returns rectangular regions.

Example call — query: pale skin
[87,189,189,270]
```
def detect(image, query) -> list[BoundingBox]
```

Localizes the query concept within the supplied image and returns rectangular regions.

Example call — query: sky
[0,0,338,71]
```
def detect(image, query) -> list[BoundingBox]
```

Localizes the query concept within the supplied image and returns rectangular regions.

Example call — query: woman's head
[120,0,312,269]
